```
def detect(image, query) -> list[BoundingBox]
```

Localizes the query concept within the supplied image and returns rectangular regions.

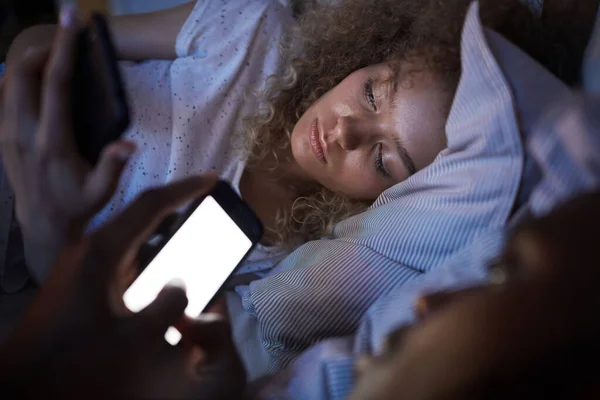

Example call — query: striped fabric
[529,96,600,215]
[240,1,529,376]
[254,3,600,399]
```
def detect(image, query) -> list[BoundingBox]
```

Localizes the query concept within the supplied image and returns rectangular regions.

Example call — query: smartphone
[72,13,130,165]
[123,181,263,345]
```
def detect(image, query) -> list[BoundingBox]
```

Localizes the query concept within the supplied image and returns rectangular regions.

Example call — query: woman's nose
[332,116,363,151]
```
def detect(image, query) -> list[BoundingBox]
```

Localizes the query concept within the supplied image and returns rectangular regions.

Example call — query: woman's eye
[364,78,377,111]
[374,143,391,178]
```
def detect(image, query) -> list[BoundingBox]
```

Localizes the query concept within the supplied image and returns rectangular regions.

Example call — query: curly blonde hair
[240,0,580,248]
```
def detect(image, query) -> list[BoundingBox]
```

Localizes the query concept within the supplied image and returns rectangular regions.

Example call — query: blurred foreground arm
[7,1,194,64]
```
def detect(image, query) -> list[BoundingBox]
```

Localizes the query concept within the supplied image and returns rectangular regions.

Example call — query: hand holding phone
[123,181,263,345]
[0,9,134,282]
[0,176,246,399]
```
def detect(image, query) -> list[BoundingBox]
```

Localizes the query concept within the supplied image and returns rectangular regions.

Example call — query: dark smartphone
[72,13,129,165]
[123,180,263,345]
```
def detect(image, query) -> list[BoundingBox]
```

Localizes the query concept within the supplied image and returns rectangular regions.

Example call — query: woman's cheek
[336,170,382,199]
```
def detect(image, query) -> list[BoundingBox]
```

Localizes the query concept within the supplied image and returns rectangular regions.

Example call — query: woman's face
[290,63,450,200]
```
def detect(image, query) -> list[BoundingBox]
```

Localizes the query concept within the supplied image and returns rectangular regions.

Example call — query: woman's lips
[310,119,327,165]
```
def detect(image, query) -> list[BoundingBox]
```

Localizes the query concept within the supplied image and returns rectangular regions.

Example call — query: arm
[7,1,195,64]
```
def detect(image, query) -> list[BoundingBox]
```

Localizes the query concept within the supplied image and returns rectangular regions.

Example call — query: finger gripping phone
[123,181,263,345]
[73,13,130,165]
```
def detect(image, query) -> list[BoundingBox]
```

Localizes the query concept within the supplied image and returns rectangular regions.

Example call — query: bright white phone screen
[123,195,252,345]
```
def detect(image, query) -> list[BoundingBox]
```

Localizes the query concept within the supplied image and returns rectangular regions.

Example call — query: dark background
[0,0,57,62]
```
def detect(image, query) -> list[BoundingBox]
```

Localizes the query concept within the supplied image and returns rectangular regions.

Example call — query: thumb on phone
[178,314,230,348]
[177,313,244,384]
[177,297,231,350]
[135,280,189,335]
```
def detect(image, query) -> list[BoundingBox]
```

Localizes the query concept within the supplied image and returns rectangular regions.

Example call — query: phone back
[72,14,129,165]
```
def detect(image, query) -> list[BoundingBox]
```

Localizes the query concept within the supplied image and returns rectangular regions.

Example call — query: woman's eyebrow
[393,136,417,175]
[387,79,399,110]
[383,76,416,175]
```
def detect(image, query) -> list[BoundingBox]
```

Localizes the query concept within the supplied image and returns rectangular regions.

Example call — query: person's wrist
[15,201,87,280]
[22,235,66,283]
[20,219,70,284]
